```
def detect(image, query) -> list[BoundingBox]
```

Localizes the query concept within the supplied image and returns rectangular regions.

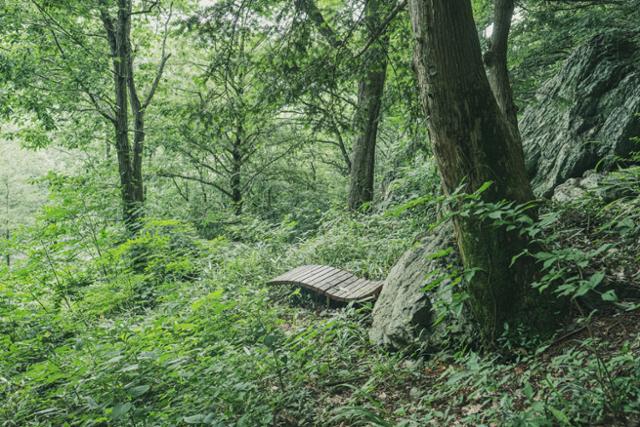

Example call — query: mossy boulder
[369,223,458,349]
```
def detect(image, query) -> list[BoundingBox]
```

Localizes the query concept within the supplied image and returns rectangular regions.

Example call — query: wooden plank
[270,265,313,283]
[269,266,307,282]
[332,279,383,301]
[329,278,367,299]
[285,265,325,283]
[323,275,360,296]
[298,270,338,293]
[313,270,354,292]
[348,279,378,298]
[333,277,371,298]
[331,281,380,302]
[316,270,352,288]
[306,271,352,296]
[351,281,384,299]
[331,278,365,295]
[296,265,334,284]
[303,266,338,284]
[305,267,342,287]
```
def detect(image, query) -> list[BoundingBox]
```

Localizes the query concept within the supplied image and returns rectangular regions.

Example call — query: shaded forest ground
[2,166,640,426]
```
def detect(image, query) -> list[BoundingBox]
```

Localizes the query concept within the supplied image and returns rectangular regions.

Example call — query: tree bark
[114,0,140,233]
[126,43,145,205]
[4,180,9,267]
[484,0,519,134]
[409,0,540,341]
[347,0,389,211]
[100,0,140,234]
[100,0,169,234]
[231,124,243,216]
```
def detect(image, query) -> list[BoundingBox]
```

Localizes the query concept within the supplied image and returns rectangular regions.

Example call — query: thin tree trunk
[297,0,390,209]
[484,0,519,134]
[409,0,544,342]
[101,0,139,234]
[231,125,243,216]
[100,0,169,233]
[126,46,145,206]
[348,0,389,211]
[4,180,9,267]
[113,47,139,232]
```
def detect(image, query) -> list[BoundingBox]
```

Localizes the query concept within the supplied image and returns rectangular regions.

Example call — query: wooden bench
[268,265,384,302]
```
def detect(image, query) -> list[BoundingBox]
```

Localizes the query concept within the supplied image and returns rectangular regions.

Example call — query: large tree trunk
[484,0,519,134]
[409,0,540,341]
[347,0,389,211]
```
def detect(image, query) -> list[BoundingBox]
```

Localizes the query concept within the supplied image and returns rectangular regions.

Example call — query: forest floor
[268,297,640,427]
[2,178,640,426]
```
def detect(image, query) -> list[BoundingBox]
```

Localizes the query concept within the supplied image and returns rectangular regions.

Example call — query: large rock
[521,32,640,197]
[552,168,632,204]
[552,170,604,203]
[369,223,457,349]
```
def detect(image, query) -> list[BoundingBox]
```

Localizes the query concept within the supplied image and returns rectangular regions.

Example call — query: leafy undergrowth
[2,174,640,426]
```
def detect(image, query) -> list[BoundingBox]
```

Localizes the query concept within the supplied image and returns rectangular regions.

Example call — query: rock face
[521,32,640,197]
[369,223,457,349]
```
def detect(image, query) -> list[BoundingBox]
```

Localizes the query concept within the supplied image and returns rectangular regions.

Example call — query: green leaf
[184,414,206,424]
[426,248,453,260]
[128,384,150,397]
[475,181,493,195]
[589,271,605,288]
[487,210,502,220]
[263,334,278,348]
[548,406,570,425]
[523,382,534,399]
[111,403,132,420]
[601,290,618,302]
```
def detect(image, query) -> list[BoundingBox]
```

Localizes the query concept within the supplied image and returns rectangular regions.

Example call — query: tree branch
[157,171,234,199]
[142,2,173,110]
[353,0,407,59]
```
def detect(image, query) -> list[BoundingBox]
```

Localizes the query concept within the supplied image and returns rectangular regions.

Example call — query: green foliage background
[1,0,640,425]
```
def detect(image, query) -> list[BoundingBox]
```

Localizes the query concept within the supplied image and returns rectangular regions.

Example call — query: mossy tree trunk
[409,0,540,342]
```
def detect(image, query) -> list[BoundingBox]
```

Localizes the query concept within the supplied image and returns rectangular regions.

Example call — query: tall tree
[483,0,519,133]
[98,0,171,233]
[347,0,390,211]
[160,0,304,217]
[296,0,393,211]
[4,0,171,235]
[409,0,539,341]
